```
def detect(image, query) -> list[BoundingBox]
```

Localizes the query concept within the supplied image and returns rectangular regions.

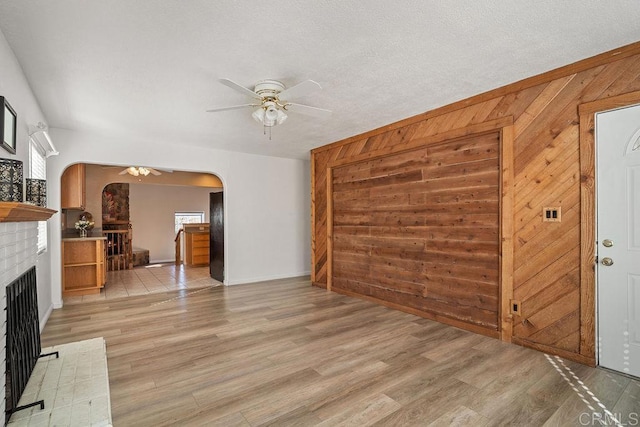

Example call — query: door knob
[603,239,613,247]
[601,257,614,266]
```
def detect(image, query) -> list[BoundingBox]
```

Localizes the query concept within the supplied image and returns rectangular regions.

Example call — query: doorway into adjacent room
[60,163,225,303]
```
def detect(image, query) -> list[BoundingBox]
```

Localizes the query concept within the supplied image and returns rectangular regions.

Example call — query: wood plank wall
[311,41,640,365]
[332,132,501,334]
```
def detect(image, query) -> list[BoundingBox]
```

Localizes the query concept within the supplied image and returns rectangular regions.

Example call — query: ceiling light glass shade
[251,108,265,123]
[126,166,139,176]
[138,167,150,176]
[276,109,288,125]
[265,106,278,122]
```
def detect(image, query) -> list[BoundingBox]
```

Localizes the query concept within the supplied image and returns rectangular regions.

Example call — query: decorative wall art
[1,97,17,154]
[0,158,23,202]
[25,178,46,207]
[102,183,130,221]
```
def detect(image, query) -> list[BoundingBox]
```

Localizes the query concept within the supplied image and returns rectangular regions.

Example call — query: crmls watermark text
[579,412,639,426]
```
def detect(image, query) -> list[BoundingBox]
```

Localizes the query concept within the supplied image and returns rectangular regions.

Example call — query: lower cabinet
[184,224,210,266]
[62,237,106,295]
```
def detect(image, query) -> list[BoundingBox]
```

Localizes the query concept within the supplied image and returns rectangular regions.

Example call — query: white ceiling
[0,1,639,160]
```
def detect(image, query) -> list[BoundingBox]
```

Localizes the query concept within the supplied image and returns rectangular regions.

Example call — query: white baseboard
[227,271,311,286]
[39,303,54,333]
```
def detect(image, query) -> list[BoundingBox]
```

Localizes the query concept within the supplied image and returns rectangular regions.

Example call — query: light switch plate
[543,207,561,222]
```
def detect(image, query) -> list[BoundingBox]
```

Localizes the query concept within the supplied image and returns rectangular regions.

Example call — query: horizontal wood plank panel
[331,133,500,331]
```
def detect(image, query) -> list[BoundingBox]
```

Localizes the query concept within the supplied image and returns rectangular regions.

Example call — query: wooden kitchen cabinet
[61,163,86,210]
[62,237,106,295]
[184,224,210,266]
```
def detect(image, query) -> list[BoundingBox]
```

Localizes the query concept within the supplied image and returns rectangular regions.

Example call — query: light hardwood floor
[43,276,640,426]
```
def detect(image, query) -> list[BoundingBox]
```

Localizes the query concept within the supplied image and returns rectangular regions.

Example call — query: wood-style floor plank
[41,275,640,426]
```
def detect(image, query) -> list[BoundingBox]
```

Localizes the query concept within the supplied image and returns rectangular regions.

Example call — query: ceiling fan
[119,166,169,177]
[206,78,332,132]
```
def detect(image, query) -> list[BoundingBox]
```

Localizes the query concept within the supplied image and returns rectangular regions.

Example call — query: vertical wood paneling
[312,42,640,365]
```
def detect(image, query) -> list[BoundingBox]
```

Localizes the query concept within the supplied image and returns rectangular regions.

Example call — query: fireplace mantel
[0,202,56,223]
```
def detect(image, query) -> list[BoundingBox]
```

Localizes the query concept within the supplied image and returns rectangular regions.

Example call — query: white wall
[47,128,311,307]
[0,27,311,313]
[0,29,53,325]
[129,183,214,263]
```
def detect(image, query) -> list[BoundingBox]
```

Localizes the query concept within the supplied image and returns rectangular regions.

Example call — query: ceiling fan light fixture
[209,78,330,136]
[252,102,287,128]
[122,166,159,177]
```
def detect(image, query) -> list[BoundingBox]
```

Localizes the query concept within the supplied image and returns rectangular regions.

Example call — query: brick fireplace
[0,203,56,418]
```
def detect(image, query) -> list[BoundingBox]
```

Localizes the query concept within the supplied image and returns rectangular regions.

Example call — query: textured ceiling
[0,1,639,160]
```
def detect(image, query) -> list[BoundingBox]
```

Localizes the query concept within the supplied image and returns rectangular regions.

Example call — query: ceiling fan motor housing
[254,80,285,99]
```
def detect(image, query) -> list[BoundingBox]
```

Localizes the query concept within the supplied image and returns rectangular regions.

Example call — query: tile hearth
[7,338,112,427]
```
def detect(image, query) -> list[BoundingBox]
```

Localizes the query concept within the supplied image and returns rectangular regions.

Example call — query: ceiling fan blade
[285,102,332,119]
[118,168,129,175]
[148,168,162,176]
[277,80,322,101]
[219,78,262,100]
[206,104,258,113]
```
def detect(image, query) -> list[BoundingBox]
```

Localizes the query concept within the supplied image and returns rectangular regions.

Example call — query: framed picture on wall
[1,96,17,154]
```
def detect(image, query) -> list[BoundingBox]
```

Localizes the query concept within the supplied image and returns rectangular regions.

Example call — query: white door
[597,103,640,377]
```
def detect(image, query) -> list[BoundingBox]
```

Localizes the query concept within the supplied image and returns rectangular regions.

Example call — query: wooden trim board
[311,151,317,283]
[500,125,515,342]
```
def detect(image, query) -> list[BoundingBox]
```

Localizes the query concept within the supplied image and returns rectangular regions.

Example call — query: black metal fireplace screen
[4,266,59,423]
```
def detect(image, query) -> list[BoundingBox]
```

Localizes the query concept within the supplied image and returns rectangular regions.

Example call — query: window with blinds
[29,140,47,253]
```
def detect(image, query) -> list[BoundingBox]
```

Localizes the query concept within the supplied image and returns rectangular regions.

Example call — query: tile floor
[64,264,222,304]
[7,338,111,427]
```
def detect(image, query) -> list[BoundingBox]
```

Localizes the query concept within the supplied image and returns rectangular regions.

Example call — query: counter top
[183,224,209,234]
[62,235,107,241]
